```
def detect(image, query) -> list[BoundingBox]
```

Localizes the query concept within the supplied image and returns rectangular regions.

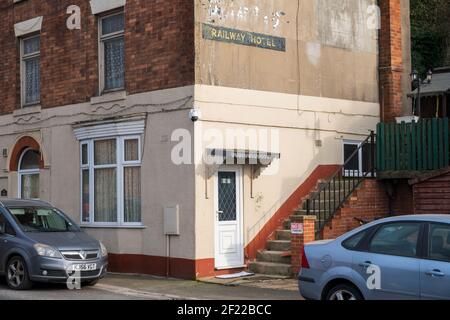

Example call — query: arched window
[18,148,40,199]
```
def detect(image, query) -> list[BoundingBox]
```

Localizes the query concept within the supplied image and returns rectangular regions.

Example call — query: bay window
[81,136,141,225]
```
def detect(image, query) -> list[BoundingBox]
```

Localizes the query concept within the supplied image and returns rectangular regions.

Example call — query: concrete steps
[267,240,290,251]
[247,177,363,278]
[256,250,291,264]
[248,261,293,277]
[276,229,291,240]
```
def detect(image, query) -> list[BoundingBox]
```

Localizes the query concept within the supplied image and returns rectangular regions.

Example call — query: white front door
[214,166,244,269]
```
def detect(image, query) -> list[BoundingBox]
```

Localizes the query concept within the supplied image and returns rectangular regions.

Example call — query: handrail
[306,131,376,237]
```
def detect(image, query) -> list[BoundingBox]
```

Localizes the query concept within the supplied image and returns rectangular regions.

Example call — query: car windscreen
[7,207,79,233]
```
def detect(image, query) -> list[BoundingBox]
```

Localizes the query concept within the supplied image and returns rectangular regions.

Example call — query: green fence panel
[377,118,450,172]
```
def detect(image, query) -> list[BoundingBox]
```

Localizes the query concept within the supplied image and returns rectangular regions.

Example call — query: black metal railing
[306,131,376,237]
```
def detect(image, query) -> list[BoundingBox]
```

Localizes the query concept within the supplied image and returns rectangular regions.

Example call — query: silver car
[0,199,108,290]
[299,215,450,300]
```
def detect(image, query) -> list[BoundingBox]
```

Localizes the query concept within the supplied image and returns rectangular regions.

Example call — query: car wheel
[6,256,33,290]
[326,284,363,301]
[83,279,99,287]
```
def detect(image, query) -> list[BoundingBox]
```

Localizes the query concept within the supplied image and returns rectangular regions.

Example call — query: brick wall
[0,0,194,114]
[321,179,413,239]
[412,171,450,214]
[379,0,404,122]
[291,215,316,275]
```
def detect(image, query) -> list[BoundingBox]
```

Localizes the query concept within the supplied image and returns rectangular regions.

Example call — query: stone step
[248,261,292,277]
[318,179,359,186]
[302,197,347,209]
[257,250,291,264]
[267,240,291,251]
[309,190,349,200]
[294,209,333,216]
[276,229,291,241]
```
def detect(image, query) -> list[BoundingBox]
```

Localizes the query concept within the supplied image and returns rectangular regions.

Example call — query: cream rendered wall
[0,86,197,261]
[195,0,379,102]
[193,85,380,259]
[82,111,196,259]
[193,0,382,260]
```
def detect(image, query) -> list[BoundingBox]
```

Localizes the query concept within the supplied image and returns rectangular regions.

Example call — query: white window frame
[98,11,125,94]
[20,34,41,107]
[343,140,375,178]
[80,135,142,227]
[18,148,40,200]
[343,140,362,177]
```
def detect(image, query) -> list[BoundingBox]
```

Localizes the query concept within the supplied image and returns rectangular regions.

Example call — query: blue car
[299,215,450,300]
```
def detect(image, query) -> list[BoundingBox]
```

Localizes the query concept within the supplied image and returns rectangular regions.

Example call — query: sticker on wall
[202,23,286,52]
[291,222,304,235]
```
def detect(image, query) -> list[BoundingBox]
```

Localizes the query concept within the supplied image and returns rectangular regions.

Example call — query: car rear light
[301,247,310,269]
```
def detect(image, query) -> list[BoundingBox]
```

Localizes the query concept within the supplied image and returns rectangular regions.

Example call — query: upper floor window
[21,35,40,106]
[99,12,125,92]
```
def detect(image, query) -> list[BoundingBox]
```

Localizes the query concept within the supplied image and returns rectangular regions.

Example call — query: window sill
[90,90,126,105]
[14,105,42,118]
[80,224,146,230]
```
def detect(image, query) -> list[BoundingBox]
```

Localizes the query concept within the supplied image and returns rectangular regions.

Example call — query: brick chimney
[379,0,404,123]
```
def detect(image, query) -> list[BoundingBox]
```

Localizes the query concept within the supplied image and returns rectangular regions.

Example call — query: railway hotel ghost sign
[202,24,286,52]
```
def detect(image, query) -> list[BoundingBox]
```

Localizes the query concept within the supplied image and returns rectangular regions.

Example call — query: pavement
[0,273,303,300]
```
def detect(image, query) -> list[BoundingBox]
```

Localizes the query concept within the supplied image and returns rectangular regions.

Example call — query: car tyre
[325,284,363,301]
[6,256,33,290]
[83,279,99,287]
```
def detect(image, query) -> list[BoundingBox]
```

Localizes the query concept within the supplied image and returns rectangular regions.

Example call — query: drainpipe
[384,180,396,216]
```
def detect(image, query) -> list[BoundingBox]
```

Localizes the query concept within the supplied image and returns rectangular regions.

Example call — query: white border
[14,17,43,37]
[18,148,40,199]
[80,135,142,228]
[90,0,126,15]
[73,120,145,141]
[214,165,244,269]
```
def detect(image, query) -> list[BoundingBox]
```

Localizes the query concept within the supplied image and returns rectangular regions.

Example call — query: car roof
[0,198,53,208]
[335,214,450,241]
[376,214,450,223]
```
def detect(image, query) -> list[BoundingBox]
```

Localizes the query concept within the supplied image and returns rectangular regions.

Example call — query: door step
[267,240,290,251]
[276,229,291,240]
[257,250,291,264]
[248,261,292,277]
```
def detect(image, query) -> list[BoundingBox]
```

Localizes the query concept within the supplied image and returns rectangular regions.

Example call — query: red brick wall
[413,172,450,214]
[321,179,413,239]
[379,0,404,122]
[0,0,194,114]
[291,216,316,275]
[392,180,414,215]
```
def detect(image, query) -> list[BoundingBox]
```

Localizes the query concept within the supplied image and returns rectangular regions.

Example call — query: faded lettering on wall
[202,23,286,52]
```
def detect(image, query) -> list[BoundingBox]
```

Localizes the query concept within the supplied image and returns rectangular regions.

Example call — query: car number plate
[70,263,97,271]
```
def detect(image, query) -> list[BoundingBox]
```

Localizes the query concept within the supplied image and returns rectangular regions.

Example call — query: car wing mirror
[0,223,4,234]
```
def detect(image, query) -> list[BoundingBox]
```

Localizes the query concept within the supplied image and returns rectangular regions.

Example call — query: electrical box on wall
[164,205,180,236]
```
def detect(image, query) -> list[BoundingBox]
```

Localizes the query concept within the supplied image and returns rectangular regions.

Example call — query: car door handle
[358,261,372,268]
[426,269,445,278]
